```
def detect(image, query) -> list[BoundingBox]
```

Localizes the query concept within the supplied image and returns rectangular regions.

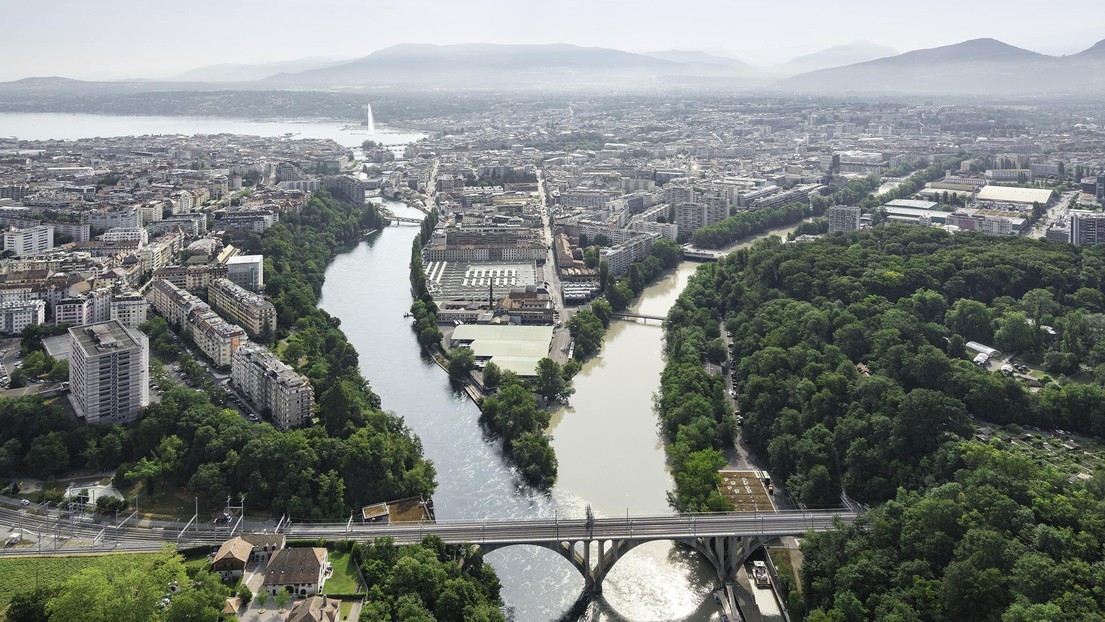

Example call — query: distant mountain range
[259,43,762,90]
[3,38,1105,97]
[169,57,350,83]
[769,40,898,76]
[780,38,1105,94]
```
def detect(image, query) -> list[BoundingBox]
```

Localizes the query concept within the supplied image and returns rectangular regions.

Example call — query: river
[319,201,801,621]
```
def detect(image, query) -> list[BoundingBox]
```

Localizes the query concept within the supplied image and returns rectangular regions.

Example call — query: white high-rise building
[828,205,862,233]
[3,225,53,256]
[226,255,265,292]
[1071,212,1105,246]
[0,299,45,334]
[68,321,149,424]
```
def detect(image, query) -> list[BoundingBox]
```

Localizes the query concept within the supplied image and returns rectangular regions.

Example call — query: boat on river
[752,560,771,588]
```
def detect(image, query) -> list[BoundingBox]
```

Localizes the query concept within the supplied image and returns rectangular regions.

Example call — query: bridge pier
[679,534,764,584]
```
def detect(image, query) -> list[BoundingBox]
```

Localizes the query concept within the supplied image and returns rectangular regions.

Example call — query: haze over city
[4,0,1105,81]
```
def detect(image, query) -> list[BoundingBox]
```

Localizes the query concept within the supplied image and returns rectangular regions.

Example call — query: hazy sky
[3,0,1104,81]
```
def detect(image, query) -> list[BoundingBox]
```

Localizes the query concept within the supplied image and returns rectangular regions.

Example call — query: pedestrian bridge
[610,311,666,324]
[384,215,424,225]
[283,509,858,594]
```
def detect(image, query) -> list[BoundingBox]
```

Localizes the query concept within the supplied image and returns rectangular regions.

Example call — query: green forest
[660,225,1105,619]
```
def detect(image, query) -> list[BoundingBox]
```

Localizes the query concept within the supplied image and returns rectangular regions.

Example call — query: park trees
[447,346,476,380]
[356,537,506,622]
[45,548,225,622]
[533,358,574,403]
[567,311,605,358]
[478,377,556,487]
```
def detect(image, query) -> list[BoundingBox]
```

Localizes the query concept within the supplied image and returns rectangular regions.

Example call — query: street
[1027,190,1076,239]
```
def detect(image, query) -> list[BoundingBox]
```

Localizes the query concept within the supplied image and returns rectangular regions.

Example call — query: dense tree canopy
[357,537,506,622]
[659,224,1105,617]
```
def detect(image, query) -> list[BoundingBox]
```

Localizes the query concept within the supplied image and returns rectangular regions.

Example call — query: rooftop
[976,185,1053,204]
[451,324,554,376]
[69,320,142,356]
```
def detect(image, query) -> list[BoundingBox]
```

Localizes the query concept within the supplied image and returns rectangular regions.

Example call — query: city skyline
[3,0,1103,81]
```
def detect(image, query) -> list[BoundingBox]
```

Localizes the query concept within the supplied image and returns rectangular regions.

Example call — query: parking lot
[150,332,262,424]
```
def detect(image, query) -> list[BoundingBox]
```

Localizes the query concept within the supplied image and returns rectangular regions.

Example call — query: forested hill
[659,226,1105,619]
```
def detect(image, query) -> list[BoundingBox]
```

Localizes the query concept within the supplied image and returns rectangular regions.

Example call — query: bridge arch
[473,534,767,595]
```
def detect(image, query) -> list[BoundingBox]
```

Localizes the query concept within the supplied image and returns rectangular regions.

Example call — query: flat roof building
[226,255,265,292]
[828,205,862,234]
[4,225,53,257]
[1071,212,1105,246]
[68,321,149,424]
[0,299,45,334]
[975,186,1053,206]
[449,324,554,377]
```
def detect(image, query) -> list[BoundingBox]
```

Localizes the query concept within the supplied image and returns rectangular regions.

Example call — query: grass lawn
[323,549,364,595]
[768,547,801,594]
[182,548,212,573]
[984,424,1105,481]
[339,600,354,621]
[0,553,153,614]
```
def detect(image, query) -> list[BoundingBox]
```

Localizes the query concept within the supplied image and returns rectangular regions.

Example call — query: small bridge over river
[610,311,666,324]
[384,215,424,226]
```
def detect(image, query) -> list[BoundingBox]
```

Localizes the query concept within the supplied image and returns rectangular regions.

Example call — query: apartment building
[1071,212,1105,246]
[152,264,229,293]
[0,215,89,242]
[110,293,149,328]
[84,209,141,230]
[226,255,265,292]
[828,205,862,233]
[0,299,45,334]
[4,225,54,257]
[209,278,277,338]
[103,227,148,247]
[188,308,246,367]
[150,278,201,327]
[149,278,246,366]
[231,342,314,431]
[675,202,726,236]
[748,183,822,211]
[946,212,1015,236]
[599,232,659,276]
[217,210,278,234]
[557,189,620,209]
[68,321,149,424]
[138,231,185,274]
[325,175,367,206]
